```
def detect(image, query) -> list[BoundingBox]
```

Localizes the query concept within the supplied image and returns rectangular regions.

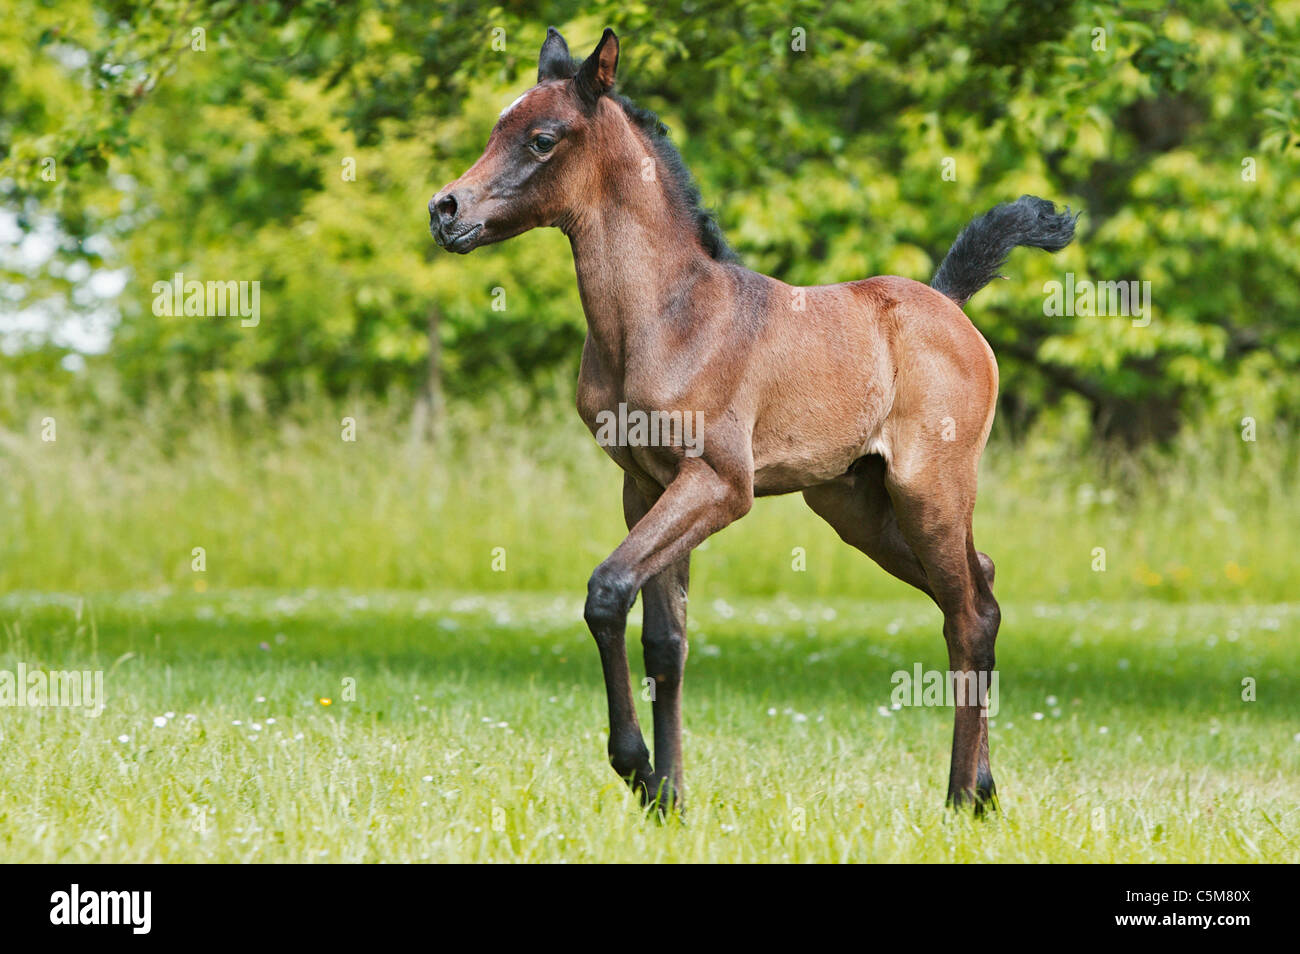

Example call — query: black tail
[930,195,1079,307]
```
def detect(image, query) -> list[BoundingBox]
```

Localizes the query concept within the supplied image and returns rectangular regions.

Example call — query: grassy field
[1,397,1296,602]
[1,403,1297,861]
[1,589,1296,862]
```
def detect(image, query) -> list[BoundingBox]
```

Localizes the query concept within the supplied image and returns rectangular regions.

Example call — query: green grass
[1,401,1296,860]
[1,590,1296,862]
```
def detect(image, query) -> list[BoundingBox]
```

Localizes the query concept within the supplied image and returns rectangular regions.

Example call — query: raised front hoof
[947,783,999,818]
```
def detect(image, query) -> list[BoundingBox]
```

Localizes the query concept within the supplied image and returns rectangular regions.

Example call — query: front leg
[587,460,752,804]
[623,477,691,810]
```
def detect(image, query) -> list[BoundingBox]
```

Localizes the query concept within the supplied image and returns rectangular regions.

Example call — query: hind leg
[805,456,996,595]
[883,459,1000,812]
[805,454,1000,811]
[803,455,934,596]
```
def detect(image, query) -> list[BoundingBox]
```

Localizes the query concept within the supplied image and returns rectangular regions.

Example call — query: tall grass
[1,392,1295,602]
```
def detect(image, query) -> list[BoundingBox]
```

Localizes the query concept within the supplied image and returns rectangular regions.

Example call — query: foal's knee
[584,566,636,636]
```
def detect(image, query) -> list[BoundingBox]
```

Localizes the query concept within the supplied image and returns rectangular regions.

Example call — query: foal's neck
[564,120,715,376]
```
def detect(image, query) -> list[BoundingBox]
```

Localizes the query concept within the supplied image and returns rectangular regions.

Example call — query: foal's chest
[575,344,690,487]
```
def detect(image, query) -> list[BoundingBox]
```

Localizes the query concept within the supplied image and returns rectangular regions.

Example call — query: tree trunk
[411,305,443,442]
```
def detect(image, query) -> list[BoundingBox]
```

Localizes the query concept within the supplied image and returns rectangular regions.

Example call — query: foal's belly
[751,404,886,496]
[748,349,893,495]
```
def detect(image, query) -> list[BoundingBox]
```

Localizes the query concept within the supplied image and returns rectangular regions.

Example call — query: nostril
[435,193,458,221]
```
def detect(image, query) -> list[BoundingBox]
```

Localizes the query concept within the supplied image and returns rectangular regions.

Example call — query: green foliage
[2,1,1299,442]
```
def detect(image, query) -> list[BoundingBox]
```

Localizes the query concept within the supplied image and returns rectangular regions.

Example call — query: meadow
[0,591,1295,862]
[4,0,1299,867]
[0,401,1296,862]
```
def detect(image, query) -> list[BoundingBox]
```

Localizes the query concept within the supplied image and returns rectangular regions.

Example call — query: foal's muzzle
[429,189,483,254]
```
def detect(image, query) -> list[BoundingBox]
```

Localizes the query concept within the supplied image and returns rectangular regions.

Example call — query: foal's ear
[538,26,574,82]
[575,28,619,105]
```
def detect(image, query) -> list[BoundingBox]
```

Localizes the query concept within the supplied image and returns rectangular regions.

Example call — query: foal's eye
[530,134,558,154]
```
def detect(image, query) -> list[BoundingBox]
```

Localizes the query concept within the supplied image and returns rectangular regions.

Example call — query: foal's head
[429,28,624,253]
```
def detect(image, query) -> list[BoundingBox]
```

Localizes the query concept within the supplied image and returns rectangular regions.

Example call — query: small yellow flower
[193,579,208,593]
[319,697,332,706]
[1135,564,1163,587]
[1224,561,1250,584]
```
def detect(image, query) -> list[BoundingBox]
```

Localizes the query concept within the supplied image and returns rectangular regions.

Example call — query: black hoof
[948,781,999,817]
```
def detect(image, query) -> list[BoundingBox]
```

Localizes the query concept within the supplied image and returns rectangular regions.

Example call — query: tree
[3,0,1298,443]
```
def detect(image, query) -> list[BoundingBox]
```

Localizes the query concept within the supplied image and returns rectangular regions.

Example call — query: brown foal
[430,27,1077,812]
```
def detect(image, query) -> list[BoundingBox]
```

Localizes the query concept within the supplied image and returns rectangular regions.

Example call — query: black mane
[609,93,738,263]
[546,48,737,263]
